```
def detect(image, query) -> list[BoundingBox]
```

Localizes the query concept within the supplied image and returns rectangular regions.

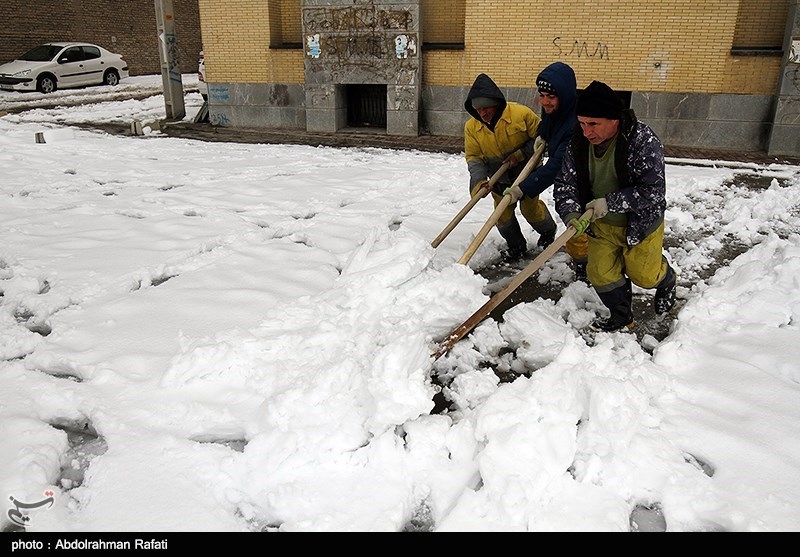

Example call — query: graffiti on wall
[552,37,610,60]
[210,113,230,126]
[303,5,417,63]
[160,32,182,83]
[332,34,385,59]
[303,6,414,33]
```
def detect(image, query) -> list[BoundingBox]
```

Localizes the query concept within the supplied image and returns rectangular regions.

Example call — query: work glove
[534,136,546,153]
[470,179,491,197]
[586,197,609,221]
[503,184,524,203]
[566,213,590,235]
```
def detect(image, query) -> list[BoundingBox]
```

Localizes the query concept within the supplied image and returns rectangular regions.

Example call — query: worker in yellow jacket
[464,73,557,261]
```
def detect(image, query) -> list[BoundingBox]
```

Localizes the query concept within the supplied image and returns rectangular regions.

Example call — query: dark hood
[465,73,507,130]
[536,61,577,143]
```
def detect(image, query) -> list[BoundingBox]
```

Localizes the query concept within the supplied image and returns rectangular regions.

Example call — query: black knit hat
[536,76,557,95]
[577,80,623,119]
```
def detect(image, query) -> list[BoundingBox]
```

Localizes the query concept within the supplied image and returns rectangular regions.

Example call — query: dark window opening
[346,84,386,128]
[730,46,782,56]
[422,42,465,51]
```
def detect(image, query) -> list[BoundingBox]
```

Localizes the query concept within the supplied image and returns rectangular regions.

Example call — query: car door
[79,45,106,85]
[54,46,87,88]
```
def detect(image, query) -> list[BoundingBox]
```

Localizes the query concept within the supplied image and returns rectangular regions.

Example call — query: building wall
[301,0,422,135]
[425,0,784,93]
[197,0,795,155]
[0,0,202,77]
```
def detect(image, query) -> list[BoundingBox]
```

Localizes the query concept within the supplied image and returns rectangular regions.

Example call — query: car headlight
[13,69,32,78]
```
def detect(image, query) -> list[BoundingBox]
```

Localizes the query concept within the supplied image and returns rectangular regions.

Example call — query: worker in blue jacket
[514,61,589,281]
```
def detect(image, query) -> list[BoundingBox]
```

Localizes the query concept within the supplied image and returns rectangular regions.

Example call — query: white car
[0,42,129,94]
[198,49,207,100]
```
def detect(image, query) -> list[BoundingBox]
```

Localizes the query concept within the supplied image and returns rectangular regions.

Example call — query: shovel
[430,161,510,248]
[457,140,547,265]
[433,209,593,361]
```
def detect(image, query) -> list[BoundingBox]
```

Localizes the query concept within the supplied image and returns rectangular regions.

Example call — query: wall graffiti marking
[552,37,610,60]
[164,33,181,82]
[210,113,230,126]
[303,7,414,33]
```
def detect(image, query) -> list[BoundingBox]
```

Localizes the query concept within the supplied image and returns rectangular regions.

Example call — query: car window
[61,47,83,63]
[82,46,101,60]
[20,44,62,62]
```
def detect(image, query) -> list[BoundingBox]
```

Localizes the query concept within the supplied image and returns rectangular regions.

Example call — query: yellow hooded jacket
[464,73,540,191]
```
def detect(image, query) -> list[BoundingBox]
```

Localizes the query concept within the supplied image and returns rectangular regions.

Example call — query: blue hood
[536,61,577,143]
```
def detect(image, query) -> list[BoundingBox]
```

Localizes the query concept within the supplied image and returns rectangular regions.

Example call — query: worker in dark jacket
[464,73,557,260]
[553,80,677,332]
[515,61,588,281]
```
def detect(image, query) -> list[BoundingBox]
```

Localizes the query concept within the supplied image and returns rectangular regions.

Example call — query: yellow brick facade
[194,0,798,156]
[199,0,788,94]
[430,0,785,94]
[198,0,304,84]
[422,0,465,44]
[199,0,786,95]
[734,0,787,46]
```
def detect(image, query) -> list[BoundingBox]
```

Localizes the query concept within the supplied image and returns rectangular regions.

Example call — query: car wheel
[103,70,120,86]
[37,74,57,94]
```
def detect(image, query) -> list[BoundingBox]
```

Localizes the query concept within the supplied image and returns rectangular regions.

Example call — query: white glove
[586,197,608,221]
[503,184,523,203]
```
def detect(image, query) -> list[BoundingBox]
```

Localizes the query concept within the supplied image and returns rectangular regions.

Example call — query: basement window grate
[346,84,387,129]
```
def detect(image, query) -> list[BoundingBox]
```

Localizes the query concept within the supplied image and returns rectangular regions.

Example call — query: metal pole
[154,0,185,120]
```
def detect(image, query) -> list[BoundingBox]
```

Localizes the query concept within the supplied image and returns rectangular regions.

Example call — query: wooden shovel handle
[430,161,510,248]
[456,141,547,266]
[434,208,593,361]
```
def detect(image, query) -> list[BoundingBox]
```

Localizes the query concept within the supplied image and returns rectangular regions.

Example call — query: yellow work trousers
[587,220,668,291]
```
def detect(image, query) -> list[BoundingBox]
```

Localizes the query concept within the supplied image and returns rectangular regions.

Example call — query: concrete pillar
[154,0,185,121]
[768,0,800,157]
[301,0,422,136]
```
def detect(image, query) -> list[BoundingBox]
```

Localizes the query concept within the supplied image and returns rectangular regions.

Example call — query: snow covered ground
[1,75,799,532]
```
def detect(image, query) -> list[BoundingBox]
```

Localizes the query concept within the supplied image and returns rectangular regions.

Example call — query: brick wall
[0,0,202,77]
[199,0,305,84]
[422,0,464,44]
[197,0,786,95]
[734,0,787,46]
[193,0,796,154]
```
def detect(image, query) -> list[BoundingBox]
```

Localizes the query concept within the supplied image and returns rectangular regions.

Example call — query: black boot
[654,264,677,315]
[532,211,557,249]
[574,259,588,284]
[497,218,528,261]
[591,279,634,332]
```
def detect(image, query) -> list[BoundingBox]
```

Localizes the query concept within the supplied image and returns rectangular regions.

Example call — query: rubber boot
[496,218,528,261]
[592,279,634,332]
[654,263,677,315]
[574,259,588,284]
[531,210,557,249]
